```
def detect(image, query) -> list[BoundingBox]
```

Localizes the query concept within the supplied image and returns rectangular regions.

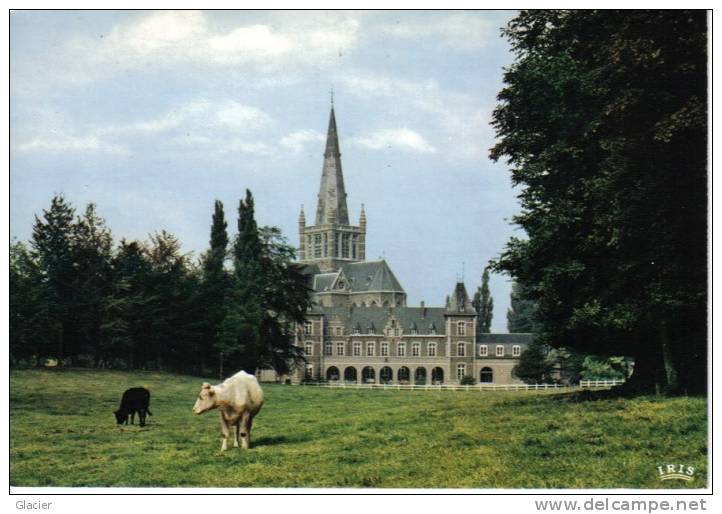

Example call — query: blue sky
[10,10,523,332]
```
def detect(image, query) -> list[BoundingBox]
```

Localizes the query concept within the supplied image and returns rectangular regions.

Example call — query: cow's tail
[147,409,153,416]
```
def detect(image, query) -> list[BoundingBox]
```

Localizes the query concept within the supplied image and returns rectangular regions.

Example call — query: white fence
[298,379,624,392]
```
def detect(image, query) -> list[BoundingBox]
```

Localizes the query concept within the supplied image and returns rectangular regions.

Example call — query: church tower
[299,105,366,272]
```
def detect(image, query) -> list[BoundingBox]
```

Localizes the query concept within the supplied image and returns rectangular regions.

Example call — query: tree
[73,203,114,365]
[513,342,558,384]
[221,190,311,376]
[10,240,56,364]
[201,200,230,376]
[472,267,493,333]
[30,195,78,362]
[490,10,707,394]
[507,281,538,333]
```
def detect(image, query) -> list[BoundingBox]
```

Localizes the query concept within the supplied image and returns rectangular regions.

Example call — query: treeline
[490,10,707,394]
[10,191,311,377]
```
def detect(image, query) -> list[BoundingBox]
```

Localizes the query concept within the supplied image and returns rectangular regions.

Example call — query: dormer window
[304,322,313,335]
[458,322,466,336]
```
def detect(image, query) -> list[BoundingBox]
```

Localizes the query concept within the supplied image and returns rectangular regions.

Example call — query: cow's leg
[130,411,135,425]
[239,411,251,449]
[219,413,230,452]
[233,423,240,448]
[139,410,146,427]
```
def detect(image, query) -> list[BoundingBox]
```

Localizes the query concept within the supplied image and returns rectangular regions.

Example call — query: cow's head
[113,409,127,425]
[192,382,216,415]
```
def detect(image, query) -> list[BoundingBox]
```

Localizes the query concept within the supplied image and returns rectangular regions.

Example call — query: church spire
[315,104,349,225]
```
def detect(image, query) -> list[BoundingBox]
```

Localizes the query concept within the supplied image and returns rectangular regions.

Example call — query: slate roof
[447,282,474,312]
[340,260,405,293]
[310,306,447,335]
[305,260,406,294]
[477,333,534,346]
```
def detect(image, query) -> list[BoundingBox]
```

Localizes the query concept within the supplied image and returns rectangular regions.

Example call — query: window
[479,345,488,357]
[353,326,360,335]
[457,342,466,357]
[322,233,327,257]
[512,345,521,357]
[397,342,406,357]
[324,344,332,356]
[429,325,436,335]
[342,233,350,258]
[336,342,345,356]
[336,327,343,336]
[458,322,466,336]
[305,342,313,356]
[381,342,389,357]
[353,342,361,356]
[304,322,313,335]
[366,342,375,357]
[305,364,313,380]
[457,363,466,382]
[394,327,400,337]
[314,234,322,258]
[412,343,420,357]
[367,326,375,335]
[496,345,505,357]
[428,343,437,357]
[480,367,493,383]
[411,328,418,335]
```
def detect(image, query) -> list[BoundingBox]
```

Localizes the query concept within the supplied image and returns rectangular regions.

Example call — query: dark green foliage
[459,375,476,386]
[514,342,633,385]
[221,190,311,376]
[11,192,308,378]
[490,10,707,394]
[507,281,538,333]
[513,342,558,384]
[200,200,231,377]
[472,267,493,333]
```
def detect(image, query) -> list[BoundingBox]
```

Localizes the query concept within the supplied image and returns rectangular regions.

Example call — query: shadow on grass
[253,434,313,447]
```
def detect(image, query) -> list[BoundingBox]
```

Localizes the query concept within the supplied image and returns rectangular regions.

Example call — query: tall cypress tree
[472,267,494,333]
[221,190,310,376]
[202,200,230,377]
[507,281,538,333]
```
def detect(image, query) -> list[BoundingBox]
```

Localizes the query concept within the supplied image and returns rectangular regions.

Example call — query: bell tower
[299,104,366,272]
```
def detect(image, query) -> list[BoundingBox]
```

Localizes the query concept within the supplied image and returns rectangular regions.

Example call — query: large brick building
[290,105,531,385]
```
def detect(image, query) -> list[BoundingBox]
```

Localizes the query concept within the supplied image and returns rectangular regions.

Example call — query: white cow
[192,370,264,451]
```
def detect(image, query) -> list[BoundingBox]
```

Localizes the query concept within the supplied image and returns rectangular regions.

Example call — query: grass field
[10,369,707,489]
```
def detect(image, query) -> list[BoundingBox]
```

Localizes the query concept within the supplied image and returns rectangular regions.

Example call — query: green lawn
[10,369,707,488]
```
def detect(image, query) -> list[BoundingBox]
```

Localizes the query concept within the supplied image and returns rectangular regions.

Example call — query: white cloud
[207,25,293,63]
[15,98,278,159]
[340,71,495,159]
[36,11,362,86]
[15,134,128,155]
[351,128,436,154]
[215,101,273,129]
[280,129,325,153]
[98,99,272,137]
[378,14,494,50]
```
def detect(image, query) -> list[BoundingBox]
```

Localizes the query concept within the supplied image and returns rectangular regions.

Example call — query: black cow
[114,387,152,427]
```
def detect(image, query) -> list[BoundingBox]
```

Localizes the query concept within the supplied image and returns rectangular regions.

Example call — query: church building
[291,105,531,385]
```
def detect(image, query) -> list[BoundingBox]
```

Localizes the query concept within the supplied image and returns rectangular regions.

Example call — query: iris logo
[657,464,695,482]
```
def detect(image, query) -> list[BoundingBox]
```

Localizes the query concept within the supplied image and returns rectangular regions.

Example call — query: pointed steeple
[315,105,349,225]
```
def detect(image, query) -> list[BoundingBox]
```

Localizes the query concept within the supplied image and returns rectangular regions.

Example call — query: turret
[298,205,306,260]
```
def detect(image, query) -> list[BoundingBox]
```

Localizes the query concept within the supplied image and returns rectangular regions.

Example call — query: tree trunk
[623,328,667,395]
[659,322,679,392]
